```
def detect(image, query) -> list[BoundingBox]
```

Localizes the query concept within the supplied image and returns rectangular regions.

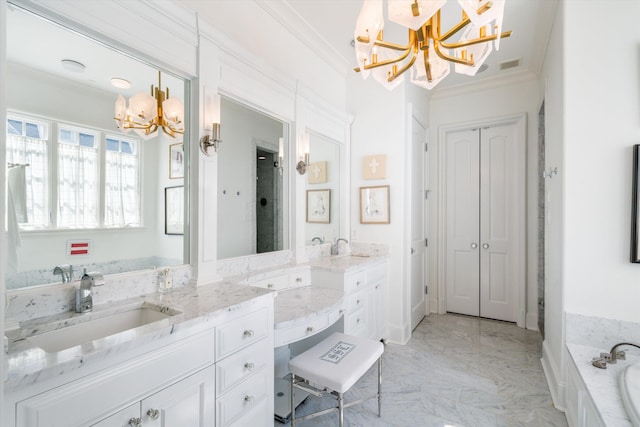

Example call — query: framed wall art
[360,185,390,224]
[165,185,184,235]
[306,189,330,223]
[169,142,184,179]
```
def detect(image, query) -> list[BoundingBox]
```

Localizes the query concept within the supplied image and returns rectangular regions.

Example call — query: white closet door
[479,125,517,322]
[444,125,518,322]
[445,129,481,317]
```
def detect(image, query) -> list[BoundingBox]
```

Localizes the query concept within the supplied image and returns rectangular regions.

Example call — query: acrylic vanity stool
[288,331,384,426]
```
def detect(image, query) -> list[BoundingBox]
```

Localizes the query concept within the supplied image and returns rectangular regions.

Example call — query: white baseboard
[387,322,411,345]
[541,340,566,412]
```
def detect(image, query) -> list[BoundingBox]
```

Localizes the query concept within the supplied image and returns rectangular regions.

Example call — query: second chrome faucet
[331,238,349,255]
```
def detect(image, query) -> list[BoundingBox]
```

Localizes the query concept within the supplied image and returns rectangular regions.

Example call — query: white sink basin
[27,305,180,353]
[621,363,640,426]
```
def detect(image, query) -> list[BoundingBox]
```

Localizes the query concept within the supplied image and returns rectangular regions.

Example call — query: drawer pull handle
[306,326,314,333]
[147,409,160,420]
[267,283,274,289]
[244,362,255,371]
[243,330,255,338]
[244,395,255,403]
[356,281,361,286]
[128,418,141,427]
[357,299,361,305]
[357,318,361,324]
[296,277,303,282]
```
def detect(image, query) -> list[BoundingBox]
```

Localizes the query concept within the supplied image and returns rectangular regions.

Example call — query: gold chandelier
[114,71,184,139]
[354,0,512,90]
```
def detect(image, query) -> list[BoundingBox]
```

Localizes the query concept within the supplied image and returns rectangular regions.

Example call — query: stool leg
[377,356,382,417]
[290,373,296,426]
[338,391,344,427]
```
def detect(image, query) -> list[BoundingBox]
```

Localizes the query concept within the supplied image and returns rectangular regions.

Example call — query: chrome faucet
[331,238,349,255]
[53,264,74,283]
[311,237,324,245]
[75,272,105,313]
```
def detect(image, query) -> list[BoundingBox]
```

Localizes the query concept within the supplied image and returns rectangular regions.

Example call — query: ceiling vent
[499,58,521,71]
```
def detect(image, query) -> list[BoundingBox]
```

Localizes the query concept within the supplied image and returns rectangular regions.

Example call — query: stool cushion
[289,332,384,394]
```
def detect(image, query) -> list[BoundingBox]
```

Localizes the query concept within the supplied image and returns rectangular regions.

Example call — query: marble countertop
[4,282,273,389]
[567,343,638,426]
[309,254,386,272]
[273,286,344,329]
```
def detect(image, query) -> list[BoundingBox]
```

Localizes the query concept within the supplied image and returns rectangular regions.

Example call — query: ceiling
[5,1,557,97]
[190,0,556,92]
[282,0,555,90]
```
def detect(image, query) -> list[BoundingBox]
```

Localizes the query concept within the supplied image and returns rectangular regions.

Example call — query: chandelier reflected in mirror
[354,0,512,90]
[114,71,184,139]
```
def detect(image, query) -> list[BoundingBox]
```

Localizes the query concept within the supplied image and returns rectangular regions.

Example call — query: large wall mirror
[305,132,341,244]
[5,4,190,289]
[217,96,289,259]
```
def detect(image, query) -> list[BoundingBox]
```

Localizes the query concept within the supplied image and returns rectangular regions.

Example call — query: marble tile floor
[275,313,568,427]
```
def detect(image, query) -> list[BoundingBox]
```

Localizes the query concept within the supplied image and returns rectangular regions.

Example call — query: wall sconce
[200,92,222,156]
[274,137,284,175]
[296,133,310,175]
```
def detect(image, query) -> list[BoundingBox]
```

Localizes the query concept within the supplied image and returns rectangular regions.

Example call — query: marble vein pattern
[4,282,273,389]
[277,314,567,427]
[567,344,638,426]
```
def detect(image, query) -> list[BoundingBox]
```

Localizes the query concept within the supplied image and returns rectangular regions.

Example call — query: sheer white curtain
[57,143,98,228]
[6,134,48,228]
[105,150,140,227]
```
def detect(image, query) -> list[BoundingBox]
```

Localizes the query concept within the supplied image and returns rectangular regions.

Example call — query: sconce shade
[129,91,158,123]
[454,23,493,76]
[162,97,184,127]
[114,94,127,130]
[388,0,445,31]
[354,0,384,80]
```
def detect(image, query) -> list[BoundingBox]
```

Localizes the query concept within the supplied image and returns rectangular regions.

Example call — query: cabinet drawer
[344,271,367,293]
[288,270,310,289]
[216,368,269,427]
[345,307,366,335]
[274,314,330,347]
[249,275,289,291]
[216,338,270,396]
[347,289,367,313]
[227,398,269,427]
[216,308,269,360]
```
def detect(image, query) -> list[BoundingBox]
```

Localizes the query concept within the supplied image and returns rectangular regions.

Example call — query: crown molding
[430,69,538,101]
[255,0,351,77]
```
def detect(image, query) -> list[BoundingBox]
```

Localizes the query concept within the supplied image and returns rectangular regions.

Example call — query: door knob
[411,248,415,254]
[471,243,478,249]
[482,243,490,249]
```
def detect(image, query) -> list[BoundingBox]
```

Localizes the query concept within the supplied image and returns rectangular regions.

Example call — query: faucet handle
[82,272,105,287]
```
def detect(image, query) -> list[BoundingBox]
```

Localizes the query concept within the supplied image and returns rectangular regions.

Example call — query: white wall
[429,74,541,329]
[563,0,640,321]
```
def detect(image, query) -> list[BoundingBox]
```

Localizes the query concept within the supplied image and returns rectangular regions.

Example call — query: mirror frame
[4,1,194,288]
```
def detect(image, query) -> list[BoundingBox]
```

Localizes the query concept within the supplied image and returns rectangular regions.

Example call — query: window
[104,136,140,227]
[6,116,49,228]
[6,114,142,230]
[57,126,100,228]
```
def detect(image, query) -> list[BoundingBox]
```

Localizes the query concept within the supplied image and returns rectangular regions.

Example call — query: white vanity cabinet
[566,352,605,427]
[312,258,387,341]
[215,306,273,427]
[14,330,216,427]
[7,294,275,427]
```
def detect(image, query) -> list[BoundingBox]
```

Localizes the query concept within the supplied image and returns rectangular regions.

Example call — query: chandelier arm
[436,3,492,42]
[440,30,512,49]
[433,41,474,66]
[388,43,419,83]
[355,44,413,72]
[423,50,433,82]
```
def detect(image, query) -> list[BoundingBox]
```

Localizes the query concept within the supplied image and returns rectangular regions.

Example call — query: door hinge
[425,285,428,295]
[424,190,429,200]
[425,142,428,152]
[425,238,428,247]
